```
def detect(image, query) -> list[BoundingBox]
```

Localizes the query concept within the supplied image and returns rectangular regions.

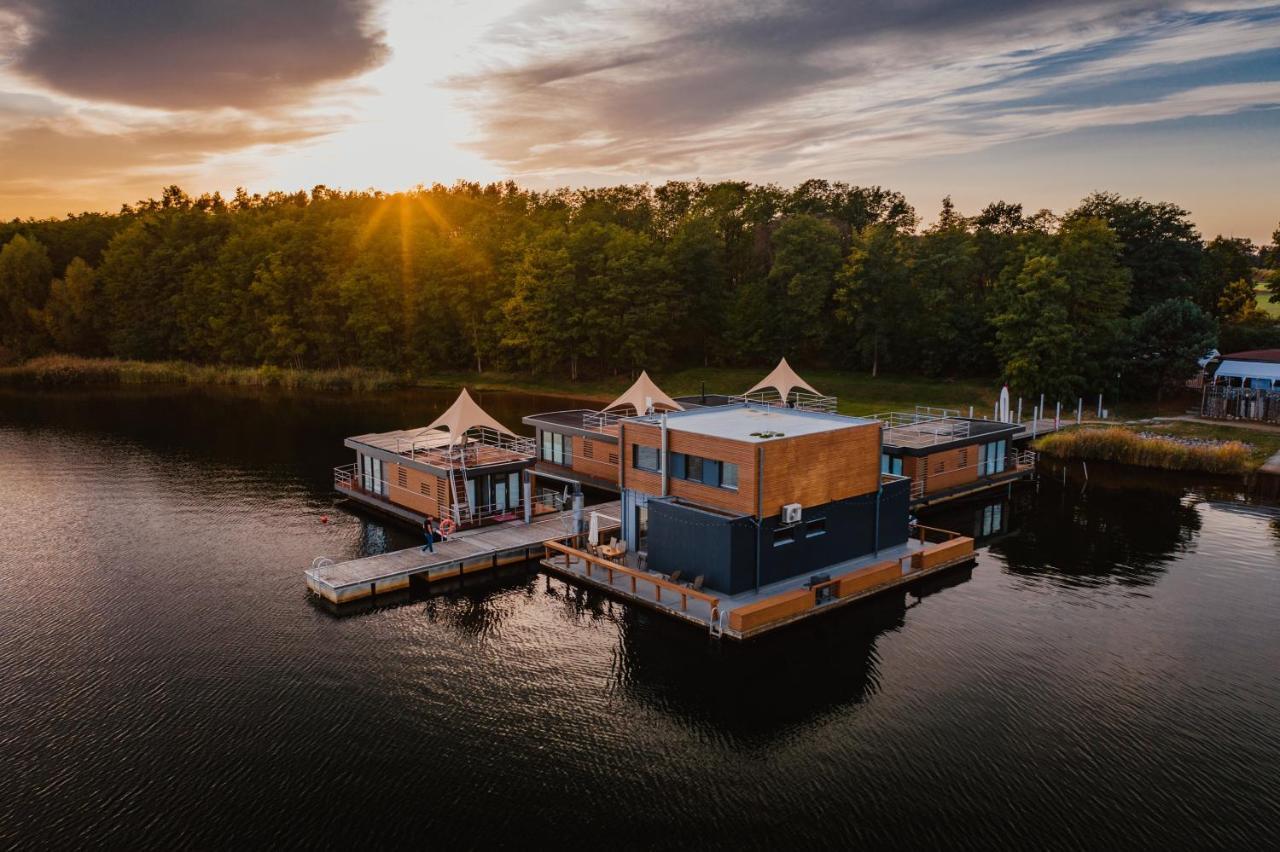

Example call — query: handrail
[543,539,720,614]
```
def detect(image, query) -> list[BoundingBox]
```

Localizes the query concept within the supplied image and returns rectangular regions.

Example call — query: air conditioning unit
[781,503,802,524]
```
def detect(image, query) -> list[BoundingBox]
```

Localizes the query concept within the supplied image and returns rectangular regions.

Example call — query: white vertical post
[1055,401,1061,430]
[1097,394,1103,419]
[1017,398,1022,424]
[1076,398,1082,424]
[1039,393,1045,420]
[968,405,974,418]
[523,478,532,524]
[1032,406,1039,439]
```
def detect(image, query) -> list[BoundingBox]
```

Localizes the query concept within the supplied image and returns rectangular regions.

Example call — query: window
[665,452,738,491]
[633,444,661,472]
[880,453,903,476]
[670,452,686,479]
[806,518,827,538]
[979,439,1007,475]
[721,462,739,490]
[774,526,797,546]
[540,431,571,466]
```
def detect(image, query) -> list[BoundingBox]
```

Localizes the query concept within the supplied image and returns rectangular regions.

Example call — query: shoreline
[0,355,1004,416]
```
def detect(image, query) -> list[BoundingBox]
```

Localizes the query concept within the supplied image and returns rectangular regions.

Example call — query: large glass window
[881,453,903,475]
[541,431,571,466]
[980,440,1007,475]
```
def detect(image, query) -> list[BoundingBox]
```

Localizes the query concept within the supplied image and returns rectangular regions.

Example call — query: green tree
[992,255,1081,398]
[912,209,987,376]
[0,234,54,357]
[768,215,843,361]
[665,216,724,366]
[1066,192,1201,314]
[503,230,587,379]
[1198,236,1255,315]
[40,257,100,354]
[834,223,912,376]
[1217,278,1263,323]
[1126,298,1217,401]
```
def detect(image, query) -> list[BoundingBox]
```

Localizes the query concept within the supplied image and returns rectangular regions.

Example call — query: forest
[1,179,1278,399]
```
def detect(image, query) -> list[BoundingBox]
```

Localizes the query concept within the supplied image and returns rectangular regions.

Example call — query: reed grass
[0,355,401,392]
[1036,426,1254,475]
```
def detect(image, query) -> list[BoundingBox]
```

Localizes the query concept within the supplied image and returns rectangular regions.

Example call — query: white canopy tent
[1215,359,1280,383]
[603,371,683,415]
[746,357,821,401]
[424,388,518,445]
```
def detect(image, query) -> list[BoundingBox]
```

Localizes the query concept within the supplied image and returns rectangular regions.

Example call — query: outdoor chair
[690,575,705,592]
[668,569,682,582]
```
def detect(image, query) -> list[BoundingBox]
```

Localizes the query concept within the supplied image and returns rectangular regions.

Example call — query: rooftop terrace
[636,402,874,443]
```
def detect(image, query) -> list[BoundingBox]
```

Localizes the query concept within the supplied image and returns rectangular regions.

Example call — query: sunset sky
[1,0,1277,240]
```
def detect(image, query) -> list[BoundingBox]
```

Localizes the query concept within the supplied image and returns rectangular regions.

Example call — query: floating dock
[539,526,976,640]
[307,500,622,604]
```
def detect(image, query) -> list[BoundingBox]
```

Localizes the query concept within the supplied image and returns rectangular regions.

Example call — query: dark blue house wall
[646,477,913,594]
[646,499,757,595]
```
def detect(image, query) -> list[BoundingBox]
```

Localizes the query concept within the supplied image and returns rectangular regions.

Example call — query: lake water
[2,387,1278,848]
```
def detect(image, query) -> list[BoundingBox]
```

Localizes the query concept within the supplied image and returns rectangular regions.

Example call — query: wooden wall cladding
[624,418,881,518]
[918,447,980,493]
[572,435,621,484]
[759,422,880,512]
[622,421,758,515]
[385,462,444,517]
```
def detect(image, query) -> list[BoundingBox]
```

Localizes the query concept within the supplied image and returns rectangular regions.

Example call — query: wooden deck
[307,500,622,604]
[540,527,978,640]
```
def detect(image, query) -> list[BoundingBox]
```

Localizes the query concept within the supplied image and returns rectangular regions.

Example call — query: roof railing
[873,410,972,447]
[404,426,535,466]
[728,390,838,413]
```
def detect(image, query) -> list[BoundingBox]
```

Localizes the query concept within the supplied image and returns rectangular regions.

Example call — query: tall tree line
[2,180,1277,399]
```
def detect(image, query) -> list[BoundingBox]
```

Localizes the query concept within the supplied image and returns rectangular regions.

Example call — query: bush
[1035,426,1252,475]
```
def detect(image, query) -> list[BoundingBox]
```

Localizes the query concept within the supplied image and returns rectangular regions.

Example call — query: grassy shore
[0,355,402,392]
[0,355,1000,415]
[1035,423,1270,475]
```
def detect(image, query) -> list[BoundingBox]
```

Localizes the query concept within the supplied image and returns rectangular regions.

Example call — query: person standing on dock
[422,517,435,553]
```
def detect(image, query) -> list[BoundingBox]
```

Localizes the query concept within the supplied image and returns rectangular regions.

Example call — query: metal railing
[405,427,536,468]
[729,390,838,413]
[1202,385,1280,424]
[874,410,972,447]
[582,411,625,432]
[906,450,1038,500]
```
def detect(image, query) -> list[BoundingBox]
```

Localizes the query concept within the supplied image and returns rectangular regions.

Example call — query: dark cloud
[457,0,1238,175]
[0,0,387,109]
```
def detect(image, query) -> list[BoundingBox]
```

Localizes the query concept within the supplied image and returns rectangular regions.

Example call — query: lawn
[1122,419,1280,468]
[1257,284,1280,318]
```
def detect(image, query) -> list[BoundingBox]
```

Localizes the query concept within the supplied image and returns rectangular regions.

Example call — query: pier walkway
[307,500,622,604]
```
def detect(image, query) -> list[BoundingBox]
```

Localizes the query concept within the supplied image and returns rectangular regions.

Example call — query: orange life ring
[438,518,456,537]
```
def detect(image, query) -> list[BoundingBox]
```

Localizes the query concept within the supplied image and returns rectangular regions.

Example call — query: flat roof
[635,402,874,443]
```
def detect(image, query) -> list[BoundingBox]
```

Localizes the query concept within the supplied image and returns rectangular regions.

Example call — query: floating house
[616,402,908,593]
[326,362,978,637]
[521,371,681,495]
[1201,349,1280,424]
[876,410,1029,508]
[336,389,537,528]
